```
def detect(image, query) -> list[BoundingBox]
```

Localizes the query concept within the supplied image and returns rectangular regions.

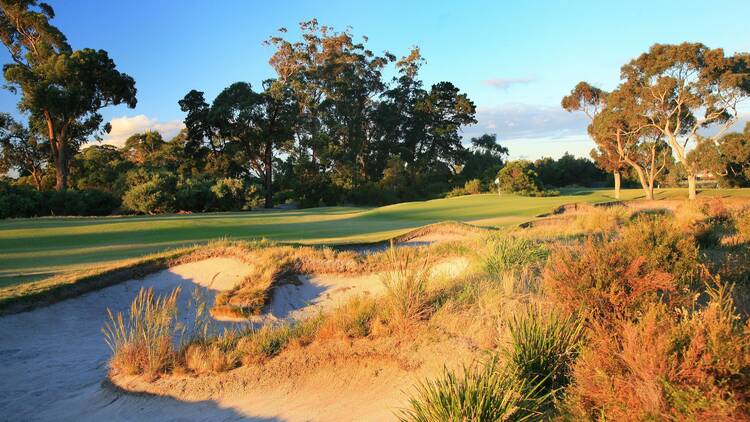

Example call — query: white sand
[0,256,470,421]
[262,257,469,322]
[0,258,252,421]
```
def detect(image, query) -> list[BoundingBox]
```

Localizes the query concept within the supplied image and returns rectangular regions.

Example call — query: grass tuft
[102,287,181,377]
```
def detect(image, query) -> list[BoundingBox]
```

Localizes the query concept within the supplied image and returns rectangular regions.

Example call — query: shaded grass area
[1,188,748,288]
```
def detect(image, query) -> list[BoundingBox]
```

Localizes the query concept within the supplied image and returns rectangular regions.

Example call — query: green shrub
[464,178,483,194]
[497,161,544,194]
[398,359,547,422]
[122,174,177,214]
[505,308,584,405]
[175,176,214,212]
[0,181,42,218]
[210,177,246,211]
[483,236,549,276]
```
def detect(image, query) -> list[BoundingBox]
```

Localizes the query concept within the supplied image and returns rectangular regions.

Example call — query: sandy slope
[0,258,252,422]
[0,255,471,421]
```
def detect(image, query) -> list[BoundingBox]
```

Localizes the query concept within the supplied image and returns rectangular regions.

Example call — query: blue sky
[1,0,749,159]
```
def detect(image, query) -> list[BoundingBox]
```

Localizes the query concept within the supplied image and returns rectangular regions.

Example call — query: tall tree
[590,90,669,200]
[689,122,750,187]
[0,112,47,189]
[0,0,137,190]
[266,20,393,189]
[561,81,625,198]
[620,43,750,199]
[181,81,297,208]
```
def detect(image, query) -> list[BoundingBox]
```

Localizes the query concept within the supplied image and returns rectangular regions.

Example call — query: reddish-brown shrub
[543,238,676,324]
[563,282,750,421]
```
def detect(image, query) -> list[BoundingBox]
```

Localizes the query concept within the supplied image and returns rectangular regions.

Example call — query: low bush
[563,281,750,421]
[619,215,701,289]
[398,359,548,422]
[482,236,549,276]
[0,180,119,218]
[505,308,584,407]
[543,238,677,324]
[464,179,483,195]
[102,287,181,377]
[122,173,177,214]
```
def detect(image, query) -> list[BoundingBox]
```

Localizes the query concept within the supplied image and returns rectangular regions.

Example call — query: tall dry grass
[102,287,181,376]
[381,246,432,331]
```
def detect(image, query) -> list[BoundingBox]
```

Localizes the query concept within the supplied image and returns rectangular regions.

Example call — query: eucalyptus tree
[0,112,47,189]
[180,81,297,208]
[0,0,137,190]
[562,81,625,198]
[266,20,393,189]
[620,43,750,199]
[688,123,750,187]
[590,89,669,200]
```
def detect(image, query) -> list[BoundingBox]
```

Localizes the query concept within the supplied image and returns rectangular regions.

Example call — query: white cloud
[461,103,593,160]
[97,115,184,147]
[465,103,589,139]
[483,77,536,90]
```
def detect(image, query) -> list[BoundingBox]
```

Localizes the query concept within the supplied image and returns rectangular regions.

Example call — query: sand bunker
[0,255,470,421]
[263,257,469,322]
[0,257,252,421]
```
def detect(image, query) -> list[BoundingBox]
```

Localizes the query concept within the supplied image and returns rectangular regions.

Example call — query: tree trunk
[53,154,67,191]
[687,173,697,200]
[627,160,652,200]
[613,171,621,200]
[263,141,273,209]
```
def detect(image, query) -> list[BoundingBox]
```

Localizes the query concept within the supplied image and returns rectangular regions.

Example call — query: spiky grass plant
[483,236,549,277]
[102,287,182,376]
[398,358,548,422]
[381,245,431,331]
[505,307,585,406]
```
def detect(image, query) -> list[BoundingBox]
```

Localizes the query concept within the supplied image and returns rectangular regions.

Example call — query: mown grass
[7,187,744,287]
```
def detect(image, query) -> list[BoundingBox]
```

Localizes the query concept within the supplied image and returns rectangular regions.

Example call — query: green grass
[1,188,748,287]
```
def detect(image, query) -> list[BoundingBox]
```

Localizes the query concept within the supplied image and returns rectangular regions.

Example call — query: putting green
[2,188,748,287]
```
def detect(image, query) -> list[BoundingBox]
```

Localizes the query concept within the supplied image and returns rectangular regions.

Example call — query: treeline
[562,43,750,200]
[0,3,607,218]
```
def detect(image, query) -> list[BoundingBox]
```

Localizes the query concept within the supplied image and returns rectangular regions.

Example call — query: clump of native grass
[381,245,432,331]
[102,287,182,377]
[481,235,549,277]
[504,307,585,409]
[400,307,584,421]
[398,358,548,422]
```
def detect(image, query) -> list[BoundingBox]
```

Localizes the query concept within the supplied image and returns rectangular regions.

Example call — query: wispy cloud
[461,103,593,159]
[96,115,184,147]
[483,77,536,90]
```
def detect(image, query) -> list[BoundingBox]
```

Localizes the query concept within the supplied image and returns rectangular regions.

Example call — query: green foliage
[122,174,177,214]
[209,178,247,211]
[0,180,119,218]
[483,236,549,276]
[0,1,137,190]
[534,153,608,188]
[497,160,545,195]
[398,359,547,422]
[505,308,584,404]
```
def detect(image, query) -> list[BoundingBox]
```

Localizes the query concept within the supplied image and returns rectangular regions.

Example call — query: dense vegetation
[97,200,750,420]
